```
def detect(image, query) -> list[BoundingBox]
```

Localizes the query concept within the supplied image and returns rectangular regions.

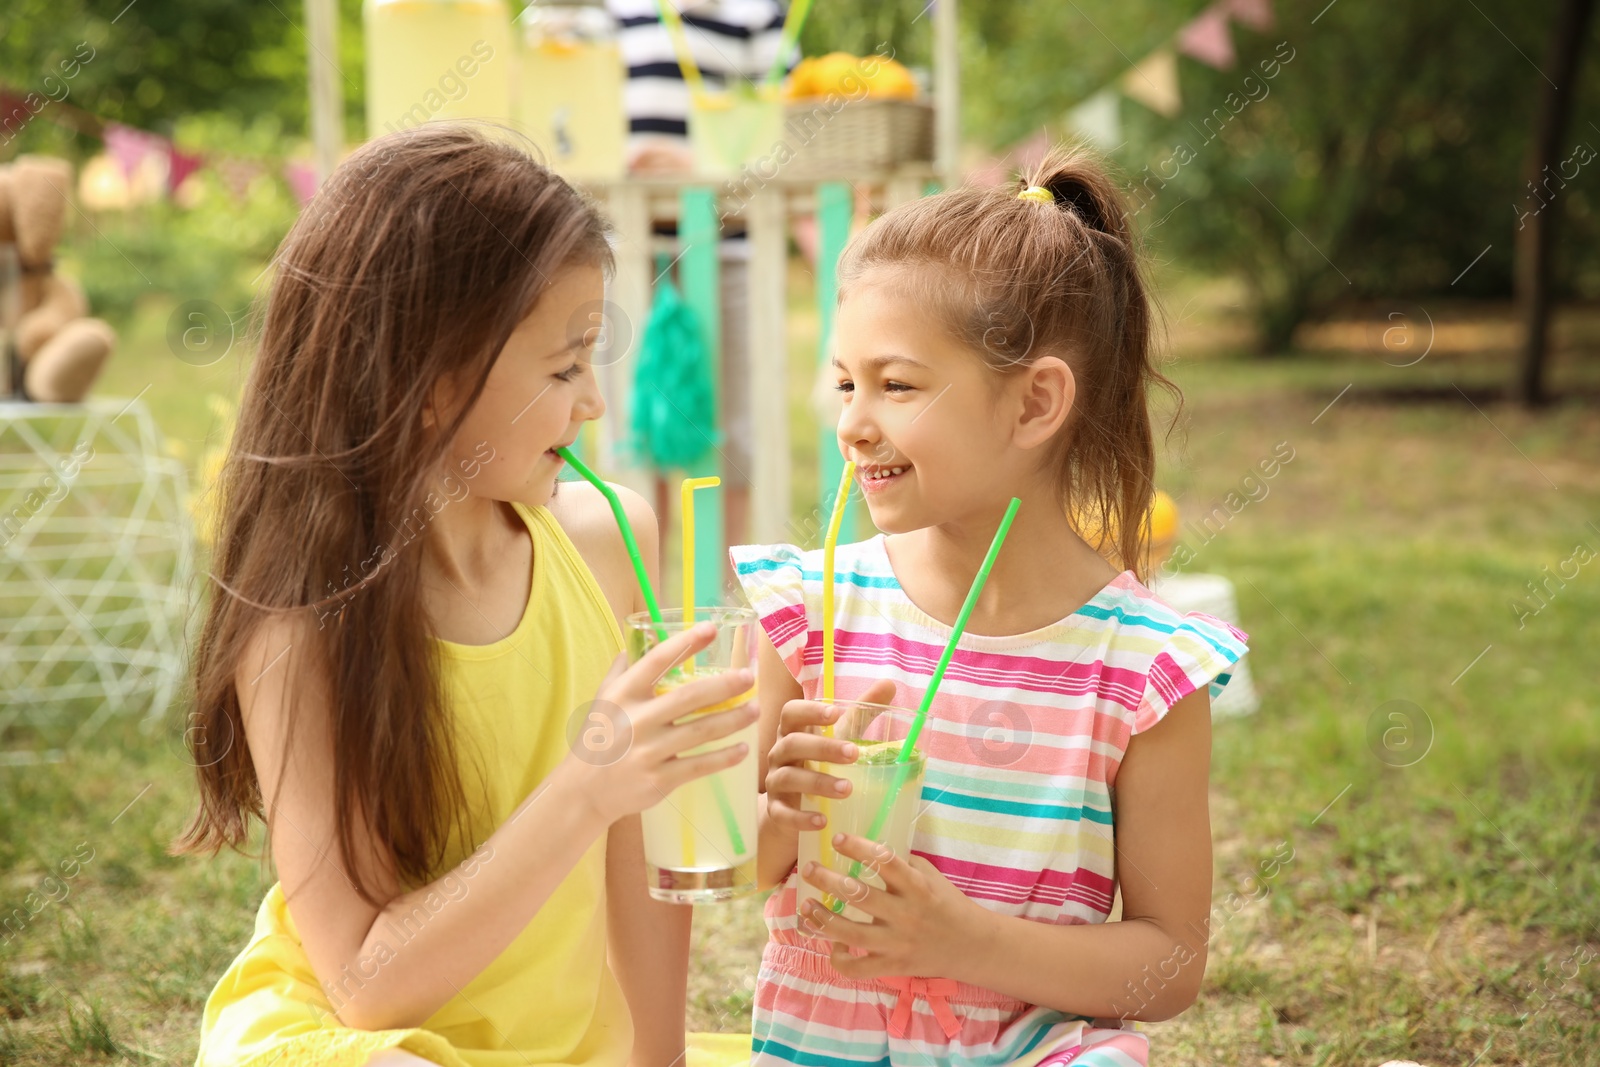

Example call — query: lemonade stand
[338,0,960,608]
[586,32,956,604]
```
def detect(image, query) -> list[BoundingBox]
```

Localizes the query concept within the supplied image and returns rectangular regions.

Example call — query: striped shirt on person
[730,535,1250,1067]
[606,0,794,152]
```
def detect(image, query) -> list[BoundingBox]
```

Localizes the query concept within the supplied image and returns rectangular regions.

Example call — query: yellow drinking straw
[816,460,855,878]
[826,497,1024,913]
[677,476,747,861]
[820,461,856,710]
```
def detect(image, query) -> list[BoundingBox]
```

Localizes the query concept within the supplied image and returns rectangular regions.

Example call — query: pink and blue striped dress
[730,537,1251,1067]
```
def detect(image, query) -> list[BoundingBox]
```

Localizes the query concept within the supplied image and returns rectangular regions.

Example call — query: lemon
[862,57,916,99]
[1071,489,1181,566]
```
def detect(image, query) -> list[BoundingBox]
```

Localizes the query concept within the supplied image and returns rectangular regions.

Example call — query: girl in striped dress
[730,145,1250,1067]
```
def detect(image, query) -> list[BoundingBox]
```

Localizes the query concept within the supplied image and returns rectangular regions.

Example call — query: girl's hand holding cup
[570,622,758,826]
[764,678,898,837]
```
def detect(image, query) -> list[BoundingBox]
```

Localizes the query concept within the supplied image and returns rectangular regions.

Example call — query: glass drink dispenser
[514,1,624,180]
[364,0,515,139]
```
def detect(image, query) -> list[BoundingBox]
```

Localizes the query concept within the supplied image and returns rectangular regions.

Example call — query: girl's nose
[836,401,879,464]
[576,370,605,422]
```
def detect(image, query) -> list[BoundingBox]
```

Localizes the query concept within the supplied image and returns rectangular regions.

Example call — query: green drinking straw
[829,497,1022,911]
[763,0,815,89]
[556,447,665,638]
[558,447,750,860]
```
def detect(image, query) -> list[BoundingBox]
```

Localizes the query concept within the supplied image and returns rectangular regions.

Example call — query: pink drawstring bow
[878,976,963,1040]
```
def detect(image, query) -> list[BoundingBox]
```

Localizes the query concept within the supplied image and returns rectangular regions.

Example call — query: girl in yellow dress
[172,123,758,1067]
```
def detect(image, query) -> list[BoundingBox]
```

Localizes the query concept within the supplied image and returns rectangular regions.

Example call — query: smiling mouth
[858,463,912,490]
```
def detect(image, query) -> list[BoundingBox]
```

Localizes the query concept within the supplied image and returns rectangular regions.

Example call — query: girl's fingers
[829,832,911,893]
[766,796,828,833]
[657,737,750,791]
[858,677,898,706]
[663,703,758,756]
[778,700,839,732]
[798,860,890,920]
[796,879,890,945]
[644,668,756,724]
[765,765,850,801]
[616,623,720,697]
[770,732,857,768]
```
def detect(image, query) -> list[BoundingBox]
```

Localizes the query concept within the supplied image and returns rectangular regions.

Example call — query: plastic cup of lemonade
[796,701,926,932]
[625,607,760,904]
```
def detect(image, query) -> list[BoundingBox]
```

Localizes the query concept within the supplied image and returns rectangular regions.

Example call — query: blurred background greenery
[6,0,1600,354]
[2,1,1598,1065]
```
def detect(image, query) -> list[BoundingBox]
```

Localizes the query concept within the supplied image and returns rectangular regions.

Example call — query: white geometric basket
[0,396,195,764]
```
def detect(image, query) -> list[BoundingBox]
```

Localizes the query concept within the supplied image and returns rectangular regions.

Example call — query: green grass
[3,282,1599,1064]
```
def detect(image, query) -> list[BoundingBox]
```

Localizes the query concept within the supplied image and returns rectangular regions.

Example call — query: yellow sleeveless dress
[196,502,633,1067]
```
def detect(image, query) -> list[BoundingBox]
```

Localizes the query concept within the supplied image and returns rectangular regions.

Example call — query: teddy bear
[0,155,117,403]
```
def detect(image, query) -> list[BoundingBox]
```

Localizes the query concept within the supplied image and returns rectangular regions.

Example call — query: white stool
[0,397,194,764]
[1149,571,1258,719]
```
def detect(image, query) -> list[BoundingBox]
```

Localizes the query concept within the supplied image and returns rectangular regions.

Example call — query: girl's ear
[1013,355,1075,451]
[423,374,458,433]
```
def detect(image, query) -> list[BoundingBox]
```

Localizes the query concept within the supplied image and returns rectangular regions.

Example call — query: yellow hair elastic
[1018,185,1054,203]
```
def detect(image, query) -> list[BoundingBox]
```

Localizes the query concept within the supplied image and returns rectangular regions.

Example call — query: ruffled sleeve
[1133,611,1251,734]
[728,542,812,683]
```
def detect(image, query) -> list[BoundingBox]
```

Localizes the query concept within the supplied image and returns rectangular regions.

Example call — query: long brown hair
[837,143,1179,582]
[170,123,612,905]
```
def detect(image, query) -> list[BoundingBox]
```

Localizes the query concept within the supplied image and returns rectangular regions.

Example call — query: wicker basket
[781,98,933,178]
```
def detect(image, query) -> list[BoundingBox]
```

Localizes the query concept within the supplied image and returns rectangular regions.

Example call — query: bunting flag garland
[102,121,211,197]
[1118,48,1182,117]
[1225,0,1275,33]
[283,160,320,205]
[1064,89,1121,148]
[167,147,204,193]
[216,159,265,200]
[2,85,312,206]
[1177,4,1237,69]
[1060,0,1276,132]
[102,121,169,179]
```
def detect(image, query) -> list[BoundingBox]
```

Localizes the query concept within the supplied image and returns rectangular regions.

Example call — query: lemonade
[797,736,926,931]
[514,5,624,180]
[364,0,515,138]
[638,672,761,903]
[688,85,785,179]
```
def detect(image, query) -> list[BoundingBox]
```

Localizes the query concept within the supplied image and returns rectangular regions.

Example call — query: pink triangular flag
[1178,5,1236,69]
[283,160,320,206]
[1225,0,1275,32]
[167,147,204,194]
[103,122,163,179]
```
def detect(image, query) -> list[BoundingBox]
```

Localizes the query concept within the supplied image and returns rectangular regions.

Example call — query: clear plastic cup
[688,86,785,178]
[796,701,926,931]
[626,607,759,904]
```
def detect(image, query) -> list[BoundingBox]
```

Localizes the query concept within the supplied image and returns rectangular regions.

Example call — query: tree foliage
[6,0,1600,348]
[814,0,1600,350]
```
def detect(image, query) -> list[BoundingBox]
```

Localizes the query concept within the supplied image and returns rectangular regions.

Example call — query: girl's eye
[555,362,584,382]
[832,379,908,396]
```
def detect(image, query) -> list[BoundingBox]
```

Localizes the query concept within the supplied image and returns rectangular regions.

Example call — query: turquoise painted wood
[816,181,854,541]
[678,188,727,606]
